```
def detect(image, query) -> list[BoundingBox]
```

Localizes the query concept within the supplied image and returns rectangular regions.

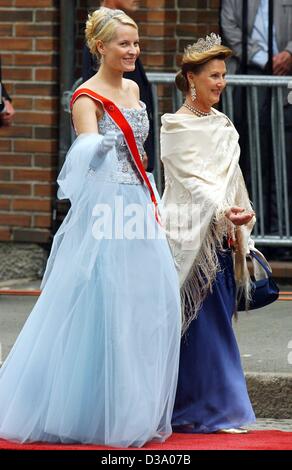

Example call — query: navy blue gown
[172,250,255,433]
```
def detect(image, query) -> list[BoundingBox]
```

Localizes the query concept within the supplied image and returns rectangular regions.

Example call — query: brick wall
[0,0,220,246]
[0,0,59,244]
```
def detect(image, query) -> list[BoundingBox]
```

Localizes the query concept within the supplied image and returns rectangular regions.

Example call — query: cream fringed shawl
[160,110,255,333]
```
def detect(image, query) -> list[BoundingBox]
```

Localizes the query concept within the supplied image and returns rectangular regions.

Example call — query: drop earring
[190,83,197,101]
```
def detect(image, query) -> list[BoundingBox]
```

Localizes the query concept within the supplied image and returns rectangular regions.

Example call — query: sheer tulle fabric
[0,134,181,447]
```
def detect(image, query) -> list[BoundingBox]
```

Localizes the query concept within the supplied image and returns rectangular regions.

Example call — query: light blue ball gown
[0,101,181,448]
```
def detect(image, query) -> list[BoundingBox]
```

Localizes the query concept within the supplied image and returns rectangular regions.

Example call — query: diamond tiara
[186,33,222,55]
[96,8,124,34]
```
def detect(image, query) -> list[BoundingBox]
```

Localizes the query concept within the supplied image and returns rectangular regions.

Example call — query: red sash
[70,88,160,223]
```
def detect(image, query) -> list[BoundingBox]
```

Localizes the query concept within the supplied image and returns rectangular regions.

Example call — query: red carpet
[0,431,291,451]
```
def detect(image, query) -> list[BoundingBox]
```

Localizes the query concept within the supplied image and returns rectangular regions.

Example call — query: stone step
[246,373,292,419]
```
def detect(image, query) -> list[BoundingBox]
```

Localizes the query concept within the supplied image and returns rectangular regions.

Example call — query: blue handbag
[237,250,279,311]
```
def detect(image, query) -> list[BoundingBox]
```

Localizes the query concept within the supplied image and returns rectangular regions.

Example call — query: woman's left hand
[225,206,255,226]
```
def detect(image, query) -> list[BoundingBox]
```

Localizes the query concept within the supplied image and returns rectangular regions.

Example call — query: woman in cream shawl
[161,34,256,433]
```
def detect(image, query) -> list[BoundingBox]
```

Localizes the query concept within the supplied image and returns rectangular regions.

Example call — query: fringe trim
[180,214,230,335]
[180,170,253,335]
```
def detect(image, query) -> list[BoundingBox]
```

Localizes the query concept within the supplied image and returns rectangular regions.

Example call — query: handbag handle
[249,250,272,276]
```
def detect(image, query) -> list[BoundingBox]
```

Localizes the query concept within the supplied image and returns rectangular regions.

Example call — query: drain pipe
[58,0,76,171]
[52,0,76,235]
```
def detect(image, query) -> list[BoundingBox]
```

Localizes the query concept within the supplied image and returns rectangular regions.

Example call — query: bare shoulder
[72,94,103,120]
[72,98,103,138]
[72,95,98,115]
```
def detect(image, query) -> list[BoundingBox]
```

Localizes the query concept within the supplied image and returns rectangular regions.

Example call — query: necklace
[183,101,212,117]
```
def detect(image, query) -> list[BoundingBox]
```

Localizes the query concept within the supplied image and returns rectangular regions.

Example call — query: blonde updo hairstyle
[85,7,138,60]
[175,44,232,93]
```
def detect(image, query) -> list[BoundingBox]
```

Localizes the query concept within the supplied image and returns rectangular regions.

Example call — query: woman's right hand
[89,131,118,171]
[100,131,118,153]
[225,206,255,226]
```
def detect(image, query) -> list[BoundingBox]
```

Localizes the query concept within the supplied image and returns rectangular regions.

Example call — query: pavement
[0,278,291,431]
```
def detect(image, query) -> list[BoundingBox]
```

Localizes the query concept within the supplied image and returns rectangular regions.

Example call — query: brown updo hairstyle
[85,7,138,60]
[175,43,232,93]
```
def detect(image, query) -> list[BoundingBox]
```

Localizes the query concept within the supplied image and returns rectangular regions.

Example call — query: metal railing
[62,73,292,247]
[220,75,292,246]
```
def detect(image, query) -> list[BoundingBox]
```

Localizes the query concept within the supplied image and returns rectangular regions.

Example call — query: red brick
[34,97,58,111]
[207,24,220,34]
[140,24,175,36]
[0,228,11,241]
[36,38,58,51]
[14,83,58,96]
[15,0,56,6]
[142,38,177,52]
[34,214,52,228]
[13,228,50,243]
[15,112,57,126]
[0,140,11,152]
[15,23,58,37]
[146,0,174,7]
[15,0,56,8]
[35,128,58,140]
[0,9,33,21]
[0,198,10,210]
[178,0,207,6]
[14,168,56,182]
[0,169,11,180]
[0,154,31,166]
[14,140,58,153]
[0,183,31,195]
[3,68,33,80]
[148,11,177,22]
[179,10,218,23]
[0,53,13,65]
[0,24,12,35]
[35,68,58,81]
[210,0,220,7]
[34,154,58,167]
[14,53,57,66]
[0,213,31,227]
[176,24,207,36]
[12,97,33,110]
[12,198,52,212]
[143,54,173,67]
[1,38,33,51]
[34,184,55,197]
[35,10,58,22]
[0,126,33,138]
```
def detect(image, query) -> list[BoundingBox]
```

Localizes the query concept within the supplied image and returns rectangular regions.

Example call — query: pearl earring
[190,83,197,101]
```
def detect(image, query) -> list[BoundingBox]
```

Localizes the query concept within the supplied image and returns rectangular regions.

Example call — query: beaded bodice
[98,101,149,184]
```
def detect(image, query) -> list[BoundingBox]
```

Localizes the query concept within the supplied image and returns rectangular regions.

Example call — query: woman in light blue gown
[0,8,181,448]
